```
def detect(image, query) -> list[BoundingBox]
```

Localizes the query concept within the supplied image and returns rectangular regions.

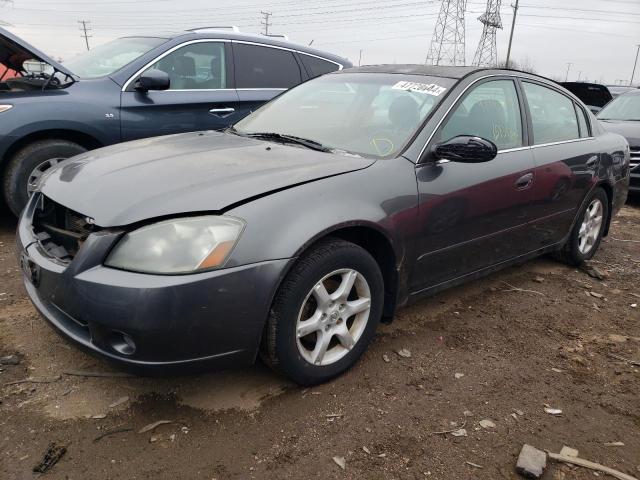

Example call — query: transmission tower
[472,0,503,67]
[426,0,467,66]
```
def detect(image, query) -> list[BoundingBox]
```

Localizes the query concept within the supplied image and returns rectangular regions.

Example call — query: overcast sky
[2,0,639,85]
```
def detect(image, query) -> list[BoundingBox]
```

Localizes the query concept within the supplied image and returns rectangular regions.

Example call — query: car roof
[150,29,351,65]
[336,64,560,83]
[339,64,484,79]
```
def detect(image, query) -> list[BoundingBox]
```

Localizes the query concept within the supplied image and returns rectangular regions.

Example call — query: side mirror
[134,69,170,92]
[433,135,498,163]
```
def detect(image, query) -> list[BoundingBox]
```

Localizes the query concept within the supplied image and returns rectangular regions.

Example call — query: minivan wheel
[556,187,608,266]
[262,238,384,385]
[2,139,87,216]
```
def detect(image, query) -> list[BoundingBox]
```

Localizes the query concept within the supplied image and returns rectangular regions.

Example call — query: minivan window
[441,79,523,150]
[234,43,301,89]
[300,54,339,78]
[523,82,580,144]
[64,37,166,78]
[145,42,226,90]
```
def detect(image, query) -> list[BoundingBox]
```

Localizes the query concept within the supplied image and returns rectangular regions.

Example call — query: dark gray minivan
[0,27,350,214]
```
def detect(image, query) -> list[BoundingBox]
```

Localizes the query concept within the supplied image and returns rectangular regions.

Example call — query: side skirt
[405,241,565,305]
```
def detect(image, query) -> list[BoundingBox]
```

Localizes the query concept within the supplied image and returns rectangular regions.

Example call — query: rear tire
[555,187,608,266]
[261,238,384,385]
[2,139,87,216]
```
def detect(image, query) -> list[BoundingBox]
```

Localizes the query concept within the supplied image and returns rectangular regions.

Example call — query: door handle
[515,172,534,190]
[209,107,235,117]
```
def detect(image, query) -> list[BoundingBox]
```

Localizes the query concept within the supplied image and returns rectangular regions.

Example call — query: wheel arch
[597,180,614,237]
[1,129,104,174]
[284,223,401,323]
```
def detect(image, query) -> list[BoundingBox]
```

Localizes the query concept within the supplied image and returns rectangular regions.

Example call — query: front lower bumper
[17,204,290,374]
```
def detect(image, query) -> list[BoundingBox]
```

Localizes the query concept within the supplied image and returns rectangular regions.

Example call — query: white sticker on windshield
[391,81,447,96]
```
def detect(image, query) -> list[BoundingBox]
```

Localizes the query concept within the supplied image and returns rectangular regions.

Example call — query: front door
[120,41,240,141]
[232,42,304,120]
[411,78,536,292]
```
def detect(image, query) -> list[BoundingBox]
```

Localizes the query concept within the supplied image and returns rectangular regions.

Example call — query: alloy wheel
[296,268,372,366]
[577,198,604,255]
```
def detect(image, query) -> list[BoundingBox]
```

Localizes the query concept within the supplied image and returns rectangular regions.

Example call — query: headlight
[105,216,244,274]
[0,105,13,113]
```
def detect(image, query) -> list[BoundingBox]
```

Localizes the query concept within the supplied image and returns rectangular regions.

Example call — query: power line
[78,19,91,50]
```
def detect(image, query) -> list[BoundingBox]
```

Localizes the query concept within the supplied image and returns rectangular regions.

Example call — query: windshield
[234,73,455,158]
[63,37,166,78]
[597,93,640,121]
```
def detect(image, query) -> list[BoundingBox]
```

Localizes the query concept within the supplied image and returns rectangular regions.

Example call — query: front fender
[225,157,419,271]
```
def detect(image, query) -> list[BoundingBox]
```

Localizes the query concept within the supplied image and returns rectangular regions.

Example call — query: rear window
[234,43,301,89]
[300,54,340,79]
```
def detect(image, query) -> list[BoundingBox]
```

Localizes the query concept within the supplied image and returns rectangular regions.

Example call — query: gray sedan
[18,65,630,385]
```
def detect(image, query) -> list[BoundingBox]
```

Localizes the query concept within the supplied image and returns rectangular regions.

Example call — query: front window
[598,94,640,121]
[63,37,167,78]
[144,42,227,90]
[440,79,523,150]
[234,73,454,158]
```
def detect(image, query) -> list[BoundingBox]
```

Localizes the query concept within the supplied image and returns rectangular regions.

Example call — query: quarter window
[145,42,226,90]
[234,43,302,89]
[575,104,591,138]
[523,82,579,144]
[300,54,339,78]
[440,79,523,150]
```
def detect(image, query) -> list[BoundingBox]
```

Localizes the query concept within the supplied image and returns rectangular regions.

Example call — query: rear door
[120,40,240,141]
[411,77,537,291]
[521,80,600,248]
[232,42,303,119]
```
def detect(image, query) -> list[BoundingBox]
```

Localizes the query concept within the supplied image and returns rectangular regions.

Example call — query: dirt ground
[1,199,639,480]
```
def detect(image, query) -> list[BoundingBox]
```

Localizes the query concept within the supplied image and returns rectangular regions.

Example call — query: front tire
[262,238,384,385]
[556,187,608,266]
[2,139,87,216]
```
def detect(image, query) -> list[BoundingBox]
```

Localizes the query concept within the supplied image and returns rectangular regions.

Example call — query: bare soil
[1,200,639,479]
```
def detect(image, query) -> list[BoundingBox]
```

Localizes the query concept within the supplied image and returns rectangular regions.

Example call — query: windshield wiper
[243,132,333,153]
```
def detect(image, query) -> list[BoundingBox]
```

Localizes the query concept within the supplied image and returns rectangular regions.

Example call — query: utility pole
[505,0,519,68]
[631,44,640,87]
[565,62,572,81]
[358,49,363,66]
[260,11,272,36]
[78,20,92,51]
[577,71,582,81]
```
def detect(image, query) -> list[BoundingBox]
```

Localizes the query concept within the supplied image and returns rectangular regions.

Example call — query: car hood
[599,120,640,148]
[0,26,75,77]
[40,131,375,226]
